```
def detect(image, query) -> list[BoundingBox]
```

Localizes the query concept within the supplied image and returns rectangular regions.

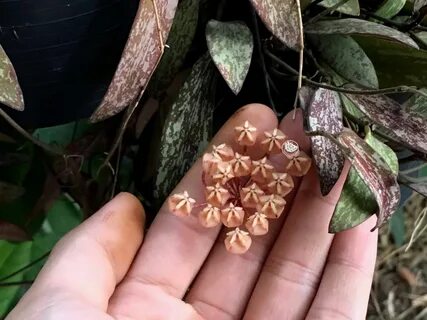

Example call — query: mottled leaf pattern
[406,88,427,117]
[355,36,427,87]
[308,88,345,195]
[206,20,254,95]
[309,35,378,88]
[365,129,399,175]
[305,19,419,48]
[90,0,179,122]
[250,0,300,49]
[154,54,215,200]
[298,86,315,111]
[337,129,400,228]
[319,0,360,16]
[149,0,199,95]
[346,94,427,154]
[0,45,24,111]
[375,0,406,18]
[0,181,24,203]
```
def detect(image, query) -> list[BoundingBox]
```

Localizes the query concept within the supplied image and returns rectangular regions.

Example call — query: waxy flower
[168,121,312,254]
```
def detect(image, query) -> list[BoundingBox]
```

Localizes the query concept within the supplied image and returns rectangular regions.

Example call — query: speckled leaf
[406,88,427,117]
[337,129,400,229]
[0,45,24,111]
[90,0,179,122]
[319,0,360,16]
[364,129,398,175]
[345,94,427,154]
[149,0,199,95]
[0,181,24,203]
[399,174,427,197]
[355,36,427,88]
[375,0,406,18]
[154,54,215,200]
[305,19,419,48]
[309,34,378,88]
[206,20,253,95]
[308,88,345,195]
[250,0,300,50]
[298,86,316,111]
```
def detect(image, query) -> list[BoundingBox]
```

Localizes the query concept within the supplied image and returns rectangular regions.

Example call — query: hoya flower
[168,121,311,254]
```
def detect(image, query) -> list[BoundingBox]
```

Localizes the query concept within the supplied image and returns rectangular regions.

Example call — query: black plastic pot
[0,0,138,126]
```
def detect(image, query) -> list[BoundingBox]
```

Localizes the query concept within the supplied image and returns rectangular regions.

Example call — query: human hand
[7,104,377,320]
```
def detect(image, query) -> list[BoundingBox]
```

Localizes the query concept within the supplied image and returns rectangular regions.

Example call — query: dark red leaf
[308,88,345,195]
[346,94,427,154]
[337,129,400,229]
[0,221,29,242]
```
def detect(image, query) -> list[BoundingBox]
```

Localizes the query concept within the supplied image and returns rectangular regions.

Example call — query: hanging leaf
[154,54,215,200]
[308,88,345,195]
[0,221,28,242]
[249,0,300,50]
[298,86,316,111]
[319,0,360,16]
[149,0,199,96]
[90,0,179,122]
[375,0,406,18]
[0,182,25,203]
[206,20,254,95]
[405,88,427,117]
[345,94,427,154]
[0,45,24,111]
[399,174,427,197]
[364,129,399,175]
[355,36,427,87]
[309,35,379,88]
[337,129,400,229]
[305,19,419,48]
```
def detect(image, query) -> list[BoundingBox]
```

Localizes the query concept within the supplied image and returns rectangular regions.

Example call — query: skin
[6,104,378,320]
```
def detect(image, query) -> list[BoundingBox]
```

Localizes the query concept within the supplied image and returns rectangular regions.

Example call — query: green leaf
[0,45,24,111]
[389,207,406,246]
[375,0,406,18]
[309,34,378,88]
[149,0,199,96]
[406,88,427,117]
[154,54,215,200]
[305,19,419,48]
[364,128,399,175]
[250,0,300,49]
[206,20,254,95]
[330,129,400,232]
[355,36,427,87]
[319,0,360,16]
[0,241,32,315]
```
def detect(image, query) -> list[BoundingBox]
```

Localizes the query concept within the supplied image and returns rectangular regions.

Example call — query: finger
[244,145,350,319]
[306,216,378,320]
[8,193,144,318]
[185,109,309,319]
[108,104,278,318]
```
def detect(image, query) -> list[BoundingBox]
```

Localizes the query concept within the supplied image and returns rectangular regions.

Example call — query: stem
[251,7,279,116]
[0,251,50,283]
[0,108,62,156]
[265,50,427,98]
[110,139,122,199]
[306,0,350,25]
[293,0,304,119]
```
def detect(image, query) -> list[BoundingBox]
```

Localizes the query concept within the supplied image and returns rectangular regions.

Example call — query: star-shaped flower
[235,121,257,146]
[285,151,312,177]
[267,172,294,196]
[221,203,245,227]
[251,157,274,183]
[212,144,234,161]
[199,204,221,228]
[246,212,269,235]
[168,191,196,217]
[213,163,234,185]
[258,194,286,219]
[240,183,265,208]
[230,152,252,177]
[262,128,287,154]
[206,183,230,207]
[224,228,252,254]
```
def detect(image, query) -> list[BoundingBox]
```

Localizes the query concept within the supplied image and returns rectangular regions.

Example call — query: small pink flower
[267,172,294,197]
[205,183,230,207]
[285,151,312,177]
[213,163,235,185]
[221,203,245,228]
[212,144,234,161]
[224,228,252,254]
[246,212,269,235]
[168,191,196,217]
[199,204,221,228]
[240,183,265,208]
[230,152,252,177]
[258,194,286,219]
[262,129,287,154]
[235,121,257,146]
[251,157,274,183]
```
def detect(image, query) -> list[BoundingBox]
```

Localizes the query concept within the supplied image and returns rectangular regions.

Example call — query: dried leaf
[346,94,427,154]
[154,54,215,200]
[375,0,406,18]
[0,221,28,242]
[355,36,427,88]
[250,0,300,49]
[309,34,378,88]
[319,0,360,16]
[337,129,400,229]
[0,45,24,111]
[0,182,25,203]
[90,0,179,122]
[206,20,254,95]
[308,88,345,195]
[149,0,199,95]
[305,19,419,49]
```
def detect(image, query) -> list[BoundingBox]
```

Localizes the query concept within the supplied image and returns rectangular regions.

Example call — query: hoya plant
[0,0,427,315]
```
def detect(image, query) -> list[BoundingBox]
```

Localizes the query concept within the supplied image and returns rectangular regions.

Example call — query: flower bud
[221,203,245,228]
[199,204,221,228]
[246,212,269,235]
[202,152,220,175]
[224,228,252,254]
[168,191,196,217]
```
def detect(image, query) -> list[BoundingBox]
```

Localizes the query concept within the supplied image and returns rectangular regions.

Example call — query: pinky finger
[306,216,378,320]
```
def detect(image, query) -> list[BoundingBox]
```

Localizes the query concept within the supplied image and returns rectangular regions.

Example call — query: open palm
[7,105,377,320]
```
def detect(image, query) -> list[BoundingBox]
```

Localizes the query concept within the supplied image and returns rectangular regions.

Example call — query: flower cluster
[168,121,312,254]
